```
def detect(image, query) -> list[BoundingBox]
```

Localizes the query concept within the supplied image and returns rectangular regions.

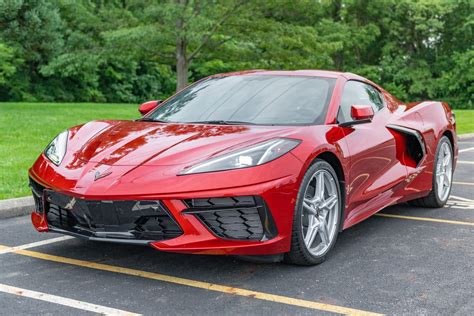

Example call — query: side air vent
[387,124,426,167]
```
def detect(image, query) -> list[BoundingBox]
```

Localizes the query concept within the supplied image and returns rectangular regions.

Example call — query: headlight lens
[45,130,68,165]
[180,138,301,175]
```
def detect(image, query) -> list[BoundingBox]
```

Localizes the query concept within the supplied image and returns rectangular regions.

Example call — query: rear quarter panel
[394,101,458,200]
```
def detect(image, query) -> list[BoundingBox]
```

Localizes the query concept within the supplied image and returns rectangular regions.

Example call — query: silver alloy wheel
[436,142,453,202]
[301,169,339,256]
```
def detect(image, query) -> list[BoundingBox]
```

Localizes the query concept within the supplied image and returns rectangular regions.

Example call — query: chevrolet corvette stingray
[29,70,458,265]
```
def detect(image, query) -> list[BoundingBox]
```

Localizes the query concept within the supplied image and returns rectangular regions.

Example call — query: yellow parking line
[453,181,474,186]
[375,213,474,226]
[2,247,382,316]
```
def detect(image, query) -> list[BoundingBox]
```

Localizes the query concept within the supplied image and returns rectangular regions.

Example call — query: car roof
[210,69,366,80]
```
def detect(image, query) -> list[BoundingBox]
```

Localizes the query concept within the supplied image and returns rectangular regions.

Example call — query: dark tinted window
[337,81,385,123]
[149,75,336,125]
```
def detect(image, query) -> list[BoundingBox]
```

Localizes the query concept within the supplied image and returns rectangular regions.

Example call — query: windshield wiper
[186,120,256,125]
[137,117,169,123]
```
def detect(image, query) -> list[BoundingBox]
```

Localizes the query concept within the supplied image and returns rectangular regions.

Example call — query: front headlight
[179,138,301,175]
[45,130,68,165]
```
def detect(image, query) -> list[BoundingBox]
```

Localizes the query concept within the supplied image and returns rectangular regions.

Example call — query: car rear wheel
[285,159,342,265]
[409,135,453,208]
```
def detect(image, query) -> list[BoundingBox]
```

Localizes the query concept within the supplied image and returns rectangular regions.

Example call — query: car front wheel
[285,159,342,265]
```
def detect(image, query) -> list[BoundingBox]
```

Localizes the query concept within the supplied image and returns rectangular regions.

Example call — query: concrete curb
[0,196,34,220]
[458,133,474,140]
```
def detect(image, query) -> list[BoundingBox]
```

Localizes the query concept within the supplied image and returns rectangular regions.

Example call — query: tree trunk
[175,1,188,92]
[176,40,188,92]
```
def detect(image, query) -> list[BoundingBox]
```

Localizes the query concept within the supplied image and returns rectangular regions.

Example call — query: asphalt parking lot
[1,139,473,315]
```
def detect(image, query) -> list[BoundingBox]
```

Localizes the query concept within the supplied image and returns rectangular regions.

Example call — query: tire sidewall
[293,159,342,264]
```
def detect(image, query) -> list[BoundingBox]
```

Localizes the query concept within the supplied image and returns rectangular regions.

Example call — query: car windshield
[147,75,336,125]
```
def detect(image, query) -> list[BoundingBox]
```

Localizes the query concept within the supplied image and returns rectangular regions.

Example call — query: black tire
[284,159,342,266]
[408,136,453,208]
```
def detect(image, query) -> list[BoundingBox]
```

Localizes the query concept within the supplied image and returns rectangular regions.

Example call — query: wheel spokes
[301,169,339,256]
[438,171,445,187]
[320,194,337,211]
[443,173,450,188]
[436,142,453,201]
[443,154,450,167]
[315,172,325,200]
[304,215,319,246]
[303,199,317,215]
[319,221,330,246]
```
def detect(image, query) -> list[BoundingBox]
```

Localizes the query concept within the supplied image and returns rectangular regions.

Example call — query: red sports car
[29,70,457,265]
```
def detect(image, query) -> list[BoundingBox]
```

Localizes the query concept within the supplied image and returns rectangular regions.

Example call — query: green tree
[41,0,177,102]
[104,0,343,92]
[0,0,471,108]
[103,0,250,91]
[0,0,64,100]
[0,43,16,84]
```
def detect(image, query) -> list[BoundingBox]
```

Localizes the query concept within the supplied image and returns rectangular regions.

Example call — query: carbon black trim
[183,196,278,241]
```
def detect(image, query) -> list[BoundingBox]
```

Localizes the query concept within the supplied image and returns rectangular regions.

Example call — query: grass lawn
[454,110,474,135]
[0,103,473,199]
[0,103,137,199]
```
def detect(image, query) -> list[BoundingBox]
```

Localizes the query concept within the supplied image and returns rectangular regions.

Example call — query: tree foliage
[0,42,17,84]
[0,0,472,108]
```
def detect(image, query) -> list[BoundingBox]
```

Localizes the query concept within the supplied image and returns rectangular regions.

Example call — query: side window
[337,81,385,123]
[365,84,384,111]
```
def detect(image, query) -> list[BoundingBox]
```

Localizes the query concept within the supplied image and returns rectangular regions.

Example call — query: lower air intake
[183,196,277,241]
[45,191,183,241]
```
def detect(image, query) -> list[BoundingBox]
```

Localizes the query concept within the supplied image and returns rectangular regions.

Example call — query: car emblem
[94,170,112,181]
[132,201,161,212]
[64,197,76,210]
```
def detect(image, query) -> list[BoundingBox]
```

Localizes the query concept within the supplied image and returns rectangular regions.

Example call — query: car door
[338,81,408,225]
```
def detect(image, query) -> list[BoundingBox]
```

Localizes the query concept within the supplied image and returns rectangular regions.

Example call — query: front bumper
[29,174,298,255]
[31,180,183,245]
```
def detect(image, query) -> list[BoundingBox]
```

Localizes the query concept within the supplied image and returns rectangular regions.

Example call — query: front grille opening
[33,195,44,214]
[45,191,183,241]
[183,196,277,241]
[47,203,85,233]
[29,178,45,214]
[197,208,264,240]
[134,215,183,240]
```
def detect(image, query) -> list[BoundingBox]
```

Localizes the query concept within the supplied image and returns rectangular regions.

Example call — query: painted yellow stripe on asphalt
[3,247,381,316]
[376,213,474,226]
[453,181,474,186]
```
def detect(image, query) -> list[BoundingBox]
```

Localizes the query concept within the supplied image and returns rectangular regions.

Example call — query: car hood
[66,120,299,167]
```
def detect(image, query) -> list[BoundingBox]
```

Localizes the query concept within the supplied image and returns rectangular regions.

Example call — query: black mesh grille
[44,190,182,241]
[183,196,277,241]
[197,208,264,240]
[29,178,45,214]
[185,196,256,208]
